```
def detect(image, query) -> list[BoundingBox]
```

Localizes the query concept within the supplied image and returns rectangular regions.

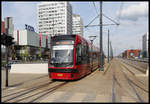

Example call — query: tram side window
[86,45,90,63]
[85,45,89,61]
[81,44,88,64]
[76,44,82,64]
[76,43,89,64]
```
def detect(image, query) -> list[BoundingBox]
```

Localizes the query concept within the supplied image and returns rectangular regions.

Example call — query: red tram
[48,34,102,80]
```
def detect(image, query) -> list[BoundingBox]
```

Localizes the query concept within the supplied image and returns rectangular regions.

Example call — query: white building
[72,14,83,36]
[14,30,40,47]
[4,17,14,36]
[13,29,50,49]
[39,34,51,48]
[13,29,51,60]
[37,1,72,37]
[142,32,149,58]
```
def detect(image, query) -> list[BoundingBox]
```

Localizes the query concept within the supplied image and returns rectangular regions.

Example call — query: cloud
[117,2,148,21]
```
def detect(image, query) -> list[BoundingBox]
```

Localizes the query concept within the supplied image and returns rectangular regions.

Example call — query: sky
[1,1,149,56]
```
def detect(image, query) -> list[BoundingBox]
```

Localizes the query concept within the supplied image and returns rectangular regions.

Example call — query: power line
[93,2,120,26]
[93,2,98,15]
[84,14,99,28]
[85,24,119,27]
[117,2,124,24]
[102,13,119,26]
[113,2,124,36]
[85,2,120,28]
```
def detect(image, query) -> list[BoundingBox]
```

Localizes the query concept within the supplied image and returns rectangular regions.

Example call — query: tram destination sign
[55,40,74,45]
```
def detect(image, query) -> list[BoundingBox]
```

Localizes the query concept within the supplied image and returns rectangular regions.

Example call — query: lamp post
[89,35,97,71]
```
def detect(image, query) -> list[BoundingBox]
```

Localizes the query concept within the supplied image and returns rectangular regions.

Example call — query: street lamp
[89,35,97,70]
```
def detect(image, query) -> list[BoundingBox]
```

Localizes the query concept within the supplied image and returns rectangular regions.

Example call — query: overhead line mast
[84,2,120,71]
[99,1,103,71]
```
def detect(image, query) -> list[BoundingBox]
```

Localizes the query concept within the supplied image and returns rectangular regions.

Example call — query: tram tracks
[120,59,146,74]
[29,82,68,102]
[119,61,147,86]
[103,62,112,75]
[2,80,69,102]
[119,59,149,94]
[2,74,48,91]
[2,79,52,98]
[2,81,54,102]
[117,59,148,102]
[119,67,143,102]
[109,59,147,102]
[112,68,116,102]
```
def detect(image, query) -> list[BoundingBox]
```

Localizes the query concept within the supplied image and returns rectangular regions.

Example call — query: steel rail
[2,74,48,91]
[118,65,144,102]
[119,61,148,93]
[30,82,69,102]
[3,81,56,102]
[112,59,141,102]
[120,59,146,74]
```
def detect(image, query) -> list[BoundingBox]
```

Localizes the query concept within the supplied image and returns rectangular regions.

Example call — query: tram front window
[50,45,74,67]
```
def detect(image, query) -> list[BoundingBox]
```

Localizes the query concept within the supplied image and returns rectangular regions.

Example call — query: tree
[19,51,24,61]
[38,48,41,59]
[24,46,29,61]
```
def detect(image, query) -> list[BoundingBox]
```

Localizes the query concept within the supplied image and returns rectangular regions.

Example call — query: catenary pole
[108,29,109,63]
[99,1,104,71]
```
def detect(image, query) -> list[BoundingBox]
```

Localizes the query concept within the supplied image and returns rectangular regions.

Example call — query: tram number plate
[57,74,63,76]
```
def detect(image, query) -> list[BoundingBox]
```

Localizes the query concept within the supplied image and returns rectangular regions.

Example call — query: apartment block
[4,17,14,36]
[142,32,149,58]
[72,14,83,36]
[37,2,72,37]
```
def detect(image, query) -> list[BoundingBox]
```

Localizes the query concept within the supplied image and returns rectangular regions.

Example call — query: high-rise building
[72,14,83,36]
[37,2,72,37]
[4,17,14,37]
[142,32,149,58]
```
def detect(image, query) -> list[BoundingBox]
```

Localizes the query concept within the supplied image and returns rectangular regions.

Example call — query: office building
[72,14,83,36]
[13,27,50,60]
[4,17,14,37]
[142,32,149,58]
[37,1,72,37]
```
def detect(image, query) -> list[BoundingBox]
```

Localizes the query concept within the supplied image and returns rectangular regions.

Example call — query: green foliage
[2,61,6,67]
[24,48,29,57]
[20,52,24,57]
[38,48,41,58]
